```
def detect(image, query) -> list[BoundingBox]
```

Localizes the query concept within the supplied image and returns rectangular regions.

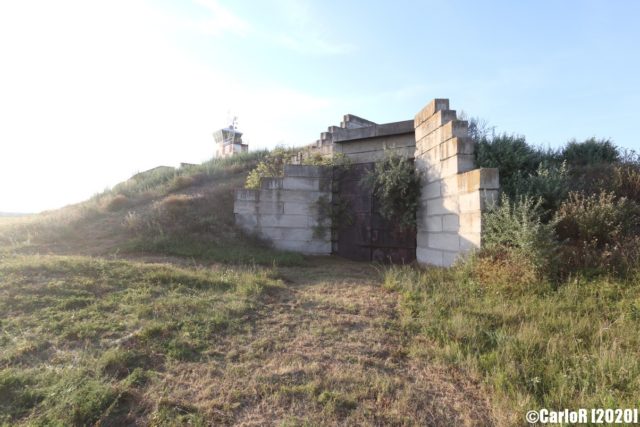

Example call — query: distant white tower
[213,117,248,158]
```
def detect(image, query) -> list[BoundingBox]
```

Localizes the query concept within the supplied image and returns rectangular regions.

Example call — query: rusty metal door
[335,162,416,263]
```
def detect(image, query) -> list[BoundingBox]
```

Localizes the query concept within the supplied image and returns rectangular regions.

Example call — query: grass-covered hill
[1,135,640,426]
[3,150,490,426]
[0,151,303,266]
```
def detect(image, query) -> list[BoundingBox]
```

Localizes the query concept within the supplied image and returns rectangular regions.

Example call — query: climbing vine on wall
[312,194,353,240]
[312,155,354,239]
[361,153,421,231]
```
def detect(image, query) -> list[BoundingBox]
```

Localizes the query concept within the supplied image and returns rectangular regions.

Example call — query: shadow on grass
[123,235,306,267]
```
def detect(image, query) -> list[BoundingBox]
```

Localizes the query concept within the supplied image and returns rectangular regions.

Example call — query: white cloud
[274,34,355,55]
[191,0,252,36]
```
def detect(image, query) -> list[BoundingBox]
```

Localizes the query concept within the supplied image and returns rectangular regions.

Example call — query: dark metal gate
[335,162,416,263]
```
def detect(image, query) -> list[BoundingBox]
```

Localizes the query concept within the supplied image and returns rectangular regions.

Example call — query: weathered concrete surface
[333,133,416,164]
[233,166,332,255]
[233,98,499,264]
[414,99,500,267]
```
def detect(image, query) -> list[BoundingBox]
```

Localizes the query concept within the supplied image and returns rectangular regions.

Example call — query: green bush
[561,137,620,166]
[508,161,570,216]
[482,194,557,274]
[245,147,293,189]
[612,162,640,202]
[475,134,551,189]
[554,192,640,276]
[361,154,421,230]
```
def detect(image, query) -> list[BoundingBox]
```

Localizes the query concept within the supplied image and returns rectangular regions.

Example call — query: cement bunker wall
[233,165,332,255]
[233,98,499,266]
[331,120,415,164]
[414,99,499,266]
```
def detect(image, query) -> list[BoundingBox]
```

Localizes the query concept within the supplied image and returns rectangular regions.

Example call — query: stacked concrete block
[233,165,332,255]
[414,99,499,267]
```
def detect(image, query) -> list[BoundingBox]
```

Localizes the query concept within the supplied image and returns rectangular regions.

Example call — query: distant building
[214,118,248,158]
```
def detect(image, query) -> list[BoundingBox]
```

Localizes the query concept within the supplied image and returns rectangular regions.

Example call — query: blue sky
[1,0,639,212]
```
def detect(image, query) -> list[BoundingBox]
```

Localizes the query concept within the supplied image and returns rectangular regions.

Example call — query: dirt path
[152,257,494,426]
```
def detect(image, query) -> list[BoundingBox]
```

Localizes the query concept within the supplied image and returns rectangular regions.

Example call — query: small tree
[245,147,291,189]
[361,154,421,231]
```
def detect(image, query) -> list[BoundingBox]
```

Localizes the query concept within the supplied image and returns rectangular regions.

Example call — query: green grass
[0,149,300,268]
[127,235,305,266]
[0,254,282,426]
[104,150,268,199]
[384,264,640,425]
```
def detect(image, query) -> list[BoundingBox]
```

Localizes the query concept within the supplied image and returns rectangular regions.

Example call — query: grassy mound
[0,151,304,266]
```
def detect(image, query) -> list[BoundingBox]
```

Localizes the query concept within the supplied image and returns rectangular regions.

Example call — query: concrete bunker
[233,98,499,266]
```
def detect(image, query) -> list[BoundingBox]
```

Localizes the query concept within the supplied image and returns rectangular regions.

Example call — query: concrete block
[460,232,481,251]
[480,189,499,210]
[283,202,314,215]
[256,201,285,215]
[233,200,257,214]
[415,110,457,141]
[428,232,460,251]
[440,137,475,160]
[282,177,320,191]
[460,211,482,233]
[417,231,429,247]
[416,246,445,267]
[235,189,259,202]
[457,168,500,193]
[441,175,459,196]
[417,215,444,242]
[442,214,460,232]
[416,144,441,165]
[426,196,458,216]
[425,215,444,232]
[414,99,450,127]
[284,164,328,178]
[441,154,475,177]
[415,152,442,180]
[261,178,283,190]
[259,214,309,228]
[260,227,314,241]
[234,213,258,229]
[415,120,469,153]
[345,146,415,164]
[308,215,331,228]
[338,134,414,155]
[459,192,481,213]
[331,120,414,143]
[258,190,325,204]
[423,180,441,199]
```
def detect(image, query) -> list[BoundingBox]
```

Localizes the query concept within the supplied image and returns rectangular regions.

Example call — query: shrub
[361,154,421,230]
[561,137,619,166]
[508,161,570,216]
[156,194,194,222]
[612,162,640,202]
[104,194,130,212]
[475,134,546,186]
[302,152,351,168]
[168,175,196,192]
[554,192,640,276]
[482,194,556,274]
[245,147,292,189]
[470,249,539,294]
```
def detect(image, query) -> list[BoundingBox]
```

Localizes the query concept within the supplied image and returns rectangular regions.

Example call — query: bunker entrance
[335,162,416,263]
